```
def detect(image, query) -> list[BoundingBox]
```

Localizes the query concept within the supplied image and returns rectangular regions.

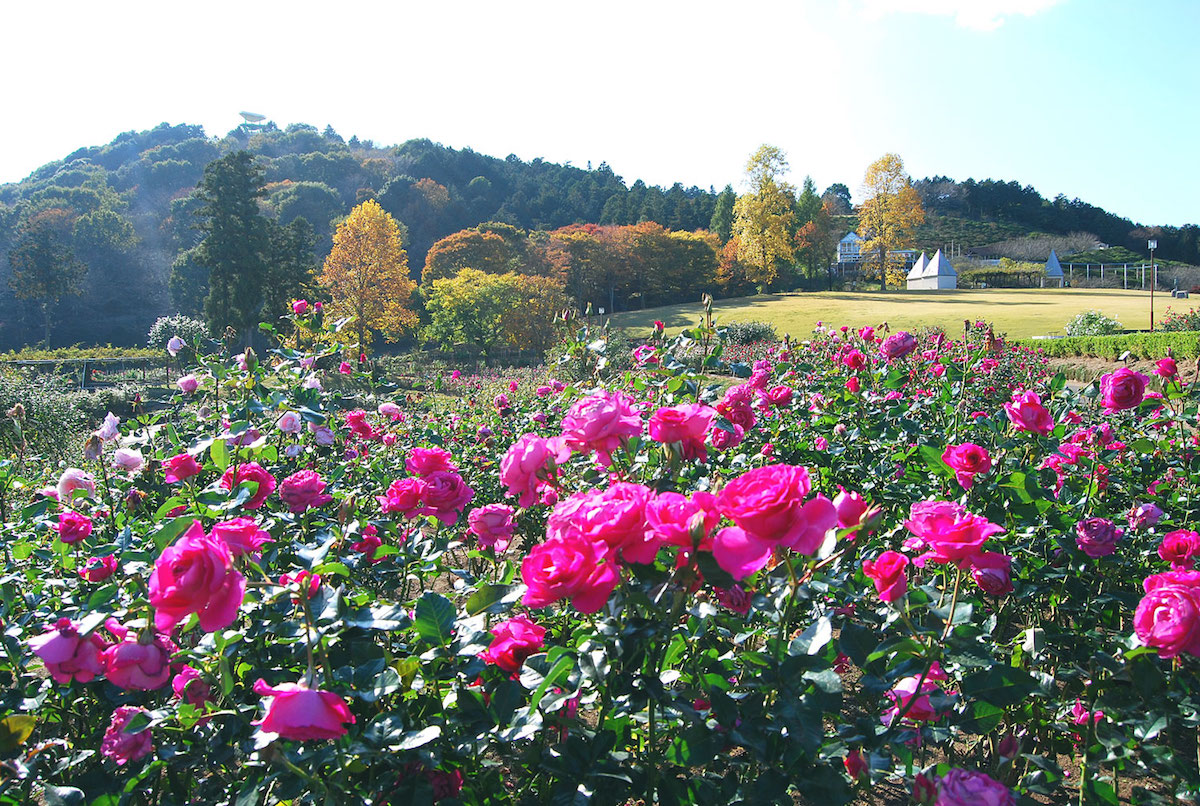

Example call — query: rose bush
[0,310,1194,805]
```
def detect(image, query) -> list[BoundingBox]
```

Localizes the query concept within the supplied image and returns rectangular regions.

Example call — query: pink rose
[163,453,203,484]
[167,335,186,356]
[645,491,719,550]
[377,477,427,519]
[292,299,309,315]
[647,403,716,462]
[253,679,356,740]
[220,462,277,510]
[279,570,322,599]
[27,617,107,684]
[1100,367,1150,411]
[378,401,402,420]
[941,443,992,490]
[177,374,200,394]
[406,446,458,477]
[1160,530,1200,569]
[881,674,942,725]
[499,434,569,508]
[1129,502,1164,530]
[277,411,303,434]
[467,504,516,552]
[172,665,213,708]
[1135,580,1200,659]
[420,470,475,525]
[904,501,1004,567]
[845,376,861,394]
[833,487,875,537]
[633,344,659,365]
[521,533,621,613]
[112,448,144,473]
[765,385,794,407]
[344,410,375,440]
[879,332,918,360]
[101,706,154,766]
[561,390,643,467]
[56,468,96,502]
[54,511,93,544]
[842,349,867,371]
[101,623,174,690]
[79,554,118,582]
[712,526,772,580]
[339,361,353,375]
[351,528,384,564]
[969,551,1014,596]
[1003,390,1055,435]
[716,384,757,430]
[148,521,245,632]
[210,518,274,557]
[310,424,336,446]
[479,614,546,672]
[279,470,334,514]
[844,748,869,782]
[1155,357,1178,379]
[709,422,745,450]
[548,484,659,564]
[716,464,836,554]
[934,769,1015,806]
[863,551,909,602]
[1075,517,1123,558]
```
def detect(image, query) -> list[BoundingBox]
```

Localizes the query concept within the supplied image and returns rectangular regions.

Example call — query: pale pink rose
[95,411,121,442]
[56,468,96,502]
[112,447,144,473]
[166,336,186,356]
[253,679,355,740]
[148,521,245,632]
[177,374,200,394]
[277,411,302,434]
[467,504,517,552]
[309,423,336,446]
[378,401,402,421]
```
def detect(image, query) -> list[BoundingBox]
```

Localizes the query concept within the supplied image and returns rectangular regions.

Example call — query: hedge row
[1015,330,1200,360]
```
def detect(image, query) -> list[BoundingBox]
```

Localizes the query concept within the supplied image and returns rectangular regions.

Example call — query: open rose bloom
[253,679,355,741]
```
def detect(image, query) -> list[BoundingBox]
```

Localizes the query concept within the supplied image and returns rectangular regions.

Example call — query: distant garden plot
[611,288,1166,340]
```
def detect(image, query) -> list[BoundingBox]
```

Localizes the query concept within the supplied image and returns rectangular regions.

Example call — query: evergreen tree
[192,152,271,340]
[710,185,737,242]
[795,176,822,227]
[7,208,86,345]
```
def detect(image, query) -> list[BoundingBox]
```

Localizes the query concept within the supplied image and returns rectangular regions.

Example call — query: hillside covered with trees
[0,120,1196,350]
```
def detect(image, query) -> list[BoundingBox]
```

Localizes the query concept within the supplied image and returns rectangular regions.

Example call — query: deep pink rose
[905,501,1004,567]
[253,679,355,740]
[101,622,174,690]
[845,376,861,394]
[1134,582,1200,659]
[499,434,569,508]
[377,477,427,519]
[148,521,245,632]
[1160,530,1200,569]
[101,706,153,766]
[521,534,620,613]
[712,526,773,580]
[479,614,546,672]
[279,470,334,514]
[1100,367,1150,411]
[467,504,516,552]
[279,570,322,599]
[420,470,475,525]
[27,617,107,684]
[1003,390,1055,435]
[406,446,457,477]
[716,465,836,554]
[351,530,384,564]
[561,390,643,467]
[842,349,867,371]
[934,768,1015,806]
[709,422,745,450]
[646,491,719,550]
[882,674,942,725]
[172,665,213,708]
[942,443,992,490]
[548,484,659,564]
[220,463,277,510]
[291,299,309,315]
[210,518,274,557]
[969,551,1014,596]
[648,403,716,462]
[716,384,757,430]
[879,332,918,360]
[863,551,909,602]
[833,487,875,537]
[344,409,375,439]
[844,748,868,781]
[54,511,93,545]
[1155,357,1178,379]
[1075,517,1123,558]
[765,385,794,407]
[163,453,203,484]
[79,554,119,582]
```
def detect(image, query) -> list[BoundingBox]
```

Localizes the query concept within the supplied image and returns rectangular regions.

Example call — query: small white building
[906,248,957,290]
[1044,249,1065,287]
[837,232,863,263]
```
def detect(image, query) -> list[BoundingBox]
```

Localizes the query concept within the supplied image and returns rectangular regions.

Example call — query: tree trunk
[879,247,888,292]
[41,302,50,347]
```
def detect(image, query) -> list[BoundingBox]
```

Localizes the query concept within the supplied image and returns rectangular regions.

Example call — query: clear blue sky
[2,0,1195,225]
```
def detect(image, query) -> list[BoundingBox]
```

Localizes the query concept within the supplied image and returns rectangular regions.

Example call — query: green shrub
[147,314,209,350]
[722,320,778,345]
[0,345,159,361]
[0,369,88,462]
[1015,331,1200,360]
[1064,309,1123,336]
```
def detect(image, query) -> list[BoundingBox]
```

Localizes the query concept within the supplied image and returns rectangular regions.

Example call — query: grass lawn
[610,288,1174,340]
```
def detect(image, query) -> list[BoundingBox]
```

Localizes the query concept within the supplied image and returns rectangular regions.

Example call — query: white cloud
[851,0,1064,30]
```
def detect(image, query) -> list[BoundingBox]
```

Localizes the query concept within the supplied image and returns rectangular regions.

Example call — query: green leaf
[0,715,35,753]
[789,616,832,656]
[397,725,442,751]
[42,786,84,806]
[210,437,229,471]
[151,517,197,550]
[530,654,574,711]
[413,592,456,646]
[961,665,1037,707]
[464,583,513,616]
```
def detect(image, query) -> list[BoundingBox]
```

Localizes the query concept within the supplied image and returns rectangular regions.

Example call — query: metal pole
[1150,247,1156,330]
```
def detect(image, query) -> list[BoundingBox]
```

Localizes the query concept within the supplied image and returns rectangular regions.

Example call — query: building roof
[839,232,862,244]
[924,249,957,277]
[906,252,929,280]
[1045,249,1064,277]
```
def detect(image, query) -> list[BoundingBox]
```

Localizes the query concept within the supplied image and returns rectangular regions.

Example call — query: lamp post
[1149,239,1158,331]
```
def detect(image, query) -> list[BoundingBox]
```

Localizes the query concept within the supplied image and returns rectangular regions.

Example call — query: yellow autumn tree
[319,199,418,350]
[858,153,925,291]
[732,145,796,292]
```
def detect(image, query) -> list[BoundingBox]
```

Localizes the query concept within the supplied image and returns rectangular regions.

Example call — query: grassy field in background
[611,288,1176,340]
